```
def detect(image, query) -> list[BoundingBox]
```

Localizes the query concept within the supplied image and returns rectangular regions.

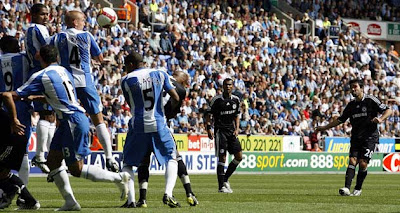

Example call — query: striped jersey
[25,23,50,73]
[16,64,85,120]
[50,28,101,88]
[121,68,175,133]
[0,53,30,92]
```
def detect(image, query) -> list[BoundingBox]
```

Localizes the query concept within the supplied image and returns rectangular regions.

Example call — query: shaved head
[65,11,85,28]
[173,71,189,87]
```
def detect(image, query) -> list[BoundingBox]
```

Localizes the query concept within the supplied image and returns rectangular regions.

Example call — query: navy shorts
[76,85,103,115]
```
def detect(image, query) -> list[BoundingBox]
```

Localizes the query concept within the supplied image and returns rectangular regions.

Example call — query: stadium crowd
[0,0,400,146]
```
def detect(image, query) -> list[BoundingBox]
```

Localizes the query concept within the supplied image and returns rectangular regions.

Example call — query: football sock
[345,164,356,189]
[9,174,36,203]
[355,168,368,190]
[138,164,149,200]
[47,122,56,150]
[96,123,113,159]
[18,154,30,185]
[122,166,135,204]
[177,158,193,195]
[224,159,240,182]
[80,165,121,182]
[165,159,178,197]
[139,181,148,201]
[217,162,225,190]
[52,168,77,205]
[36,120,49,162]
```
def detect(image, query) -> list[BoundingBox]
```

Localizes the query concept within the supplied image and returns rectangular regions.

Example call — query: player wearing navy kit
[207,78,243,193]
[121,52,181,208]
[0,36,32,185]
[1,45,130,211]
[134,71,198,208]
[25,3,55,174]
[316,79,392,196]
[0,37,40,210]
[50,11,119,172]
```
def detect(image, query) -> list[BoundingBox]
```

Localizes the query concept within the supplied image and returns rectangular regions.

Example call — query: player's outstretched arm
[1,92,25,135]
[315,119,341,132]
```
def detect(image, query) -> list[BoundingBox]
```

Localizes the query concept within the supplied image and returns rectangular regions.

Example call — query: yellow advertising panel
[117,133,127,151]
[174,134,188,152]
[237,135,283,152]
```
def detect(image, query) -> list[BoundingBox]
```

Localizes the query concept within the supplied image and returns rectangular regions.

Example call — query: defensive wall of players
[25,134,400,174]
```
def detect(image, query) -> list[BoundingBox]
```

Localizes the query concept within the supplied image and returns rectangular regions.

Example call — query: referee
[207,78,242,193]
[316,78,392,196]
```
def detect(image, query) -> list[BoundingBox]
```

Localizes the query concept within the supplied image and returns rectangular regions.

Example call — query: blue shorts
[123,126,177,167]
[50,112,91,165]
[76,85,103,115]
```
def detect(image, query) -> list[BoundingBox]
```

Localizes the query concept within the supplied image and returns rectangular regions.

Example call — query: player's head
[39,45,58,68]
[65,11,85,30]
[222,78,233,95]
[173,71,189,88]
[0,36,20,53]
[31,4,49,25]
[125,52,143,72]
[349,78,364,99]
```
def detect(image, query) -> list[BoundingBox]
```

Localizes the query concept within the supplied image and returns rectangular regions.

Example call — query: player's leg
[136,151,151,208]
[0,133,39,210]
[121,165,136,208]
[214,130,230,193]
[65,113,129,201]
[17,105,34,184]
[33,116,54,173]
[152,129,180,207]
[352,143,376,196]
[77,86,118,172]
[224,135,243,193]
[340,144,359,196]
[177,154,198,206]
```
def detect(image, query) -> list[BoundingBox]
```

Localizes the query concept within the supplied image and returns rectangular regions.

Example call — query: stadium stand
[1,0,399,149]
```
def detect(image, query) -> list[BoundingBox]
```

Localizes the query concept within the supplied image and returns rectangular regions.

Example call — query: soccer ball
[97,7,118,28]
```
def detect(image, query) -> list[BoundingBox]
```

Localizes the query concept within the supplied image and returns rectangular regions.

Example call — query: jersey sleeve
[89,33,102,57]
[16,72,44,97]
[35,26,47,46]
[162,71,174,92]
[337,103,351,123]
[209,96,219,115]
[369,95,388,113]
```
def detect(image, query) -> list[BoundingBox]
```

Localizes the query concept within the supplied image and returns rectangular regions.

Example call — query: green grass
[9,174,400,212]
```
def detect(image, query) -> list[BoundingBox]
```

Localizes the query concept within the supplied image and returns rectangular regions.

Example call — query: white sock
[122,166,135,204]
[46,122,56,151]
[36,120,50,161]
[95,123,112,159]
[165,159,178,197]
[139,181,148,190]
[52,167,77,205]
[180,175,190,185]
[18,154,30,185]
[80,165,121,183]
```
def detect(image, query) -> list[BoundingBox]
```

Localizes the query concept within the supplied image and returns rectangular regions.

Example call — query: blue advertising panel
[325,137,395,153]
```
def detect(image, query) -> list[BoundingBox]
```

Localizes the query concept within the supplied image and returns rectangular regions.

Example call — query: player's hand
[234,129,239,137]
[372,117,383,124]
[207,129,214,140]
[11,119,25,136]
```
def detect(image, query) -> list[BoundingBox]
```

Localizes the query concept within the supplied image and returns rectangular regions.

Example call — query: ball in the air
[97,7,118,27]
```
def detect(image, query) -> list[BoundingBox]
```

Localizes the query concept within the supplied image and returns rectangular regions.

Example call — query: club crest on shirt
[232,104,236,109]
[362,106,367,112]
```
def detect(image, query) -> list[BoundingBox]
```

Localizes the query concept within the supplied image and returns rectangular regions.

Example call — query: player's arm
[372,108,392,124]
[89,33,103,63]
[167,88,179,109]
[315,119,341,132]
[235,114,240,136]
[0,92,25,135]
[26,95,47,103]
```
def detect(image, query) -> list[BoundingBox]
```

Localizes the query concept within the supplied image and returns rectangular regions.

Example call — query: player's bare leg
[90,113,119,172]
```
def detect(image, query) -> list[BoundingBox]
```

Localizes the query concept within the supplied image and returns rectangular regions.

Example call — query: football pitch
[16,174,400,212]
